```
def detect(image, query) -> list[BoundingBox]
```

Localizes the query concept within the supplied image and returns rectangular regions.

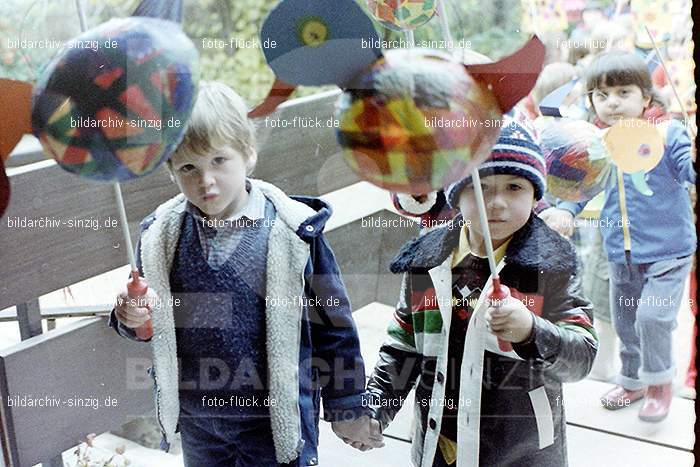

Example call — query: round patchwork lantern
[367,0,437,31]
[32,17,198,182]
[336,49,502,195]
[536,117,613,202]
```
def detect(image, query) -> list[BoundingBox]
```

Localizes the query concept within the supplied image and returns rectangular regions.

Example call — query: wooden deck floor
[58,301,695,467]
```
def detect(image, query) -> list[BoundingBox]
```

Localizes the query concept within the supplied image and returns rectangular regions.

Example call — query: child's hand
[485,297,534,344]
[331,415,384,451]
[539,208,575,238]
[114,288,159,329]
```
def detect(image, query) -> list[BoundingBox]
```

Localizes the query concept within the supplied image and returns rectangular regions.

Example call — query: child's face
[169,146,256,220]
[590,83,651,126]
[459,174,537,246]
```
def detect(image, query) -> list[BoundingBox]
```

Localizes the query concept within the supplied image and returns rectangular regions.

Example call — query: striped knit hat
[445,113,546,207]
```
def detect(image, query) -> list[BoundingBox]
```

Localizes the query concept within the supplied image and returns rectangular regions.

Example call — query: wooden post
[15,299,42,340]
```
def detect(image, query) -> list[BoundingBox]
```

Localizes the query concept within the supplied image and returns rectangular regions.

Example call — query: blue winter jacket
[108,181,368,466]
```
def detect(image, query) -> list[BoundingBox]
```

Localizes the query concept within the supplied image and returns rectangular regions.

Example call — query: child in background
[539,30,569,65]
[521,61,577,119]
[541,52,695,422]
[365,117,597,466]
[569,1,605,46]
[590,20,634,54]
[109,81,382,466]
[572,20,635,73]
[526,60,616,382]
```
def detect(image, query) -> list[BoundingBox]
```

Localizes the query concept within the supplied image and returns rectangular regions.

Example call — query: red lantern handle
[489,277,512,352]
[128,270,153,340]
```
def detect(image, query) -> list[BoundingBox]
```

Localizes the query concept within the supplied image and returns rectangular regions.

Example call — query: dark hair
[585,51,666,110]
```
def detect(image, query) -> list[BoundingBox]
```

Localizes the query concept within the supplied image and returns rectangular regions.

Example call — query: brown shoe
[600,385,645,410]
[638,384,673,422]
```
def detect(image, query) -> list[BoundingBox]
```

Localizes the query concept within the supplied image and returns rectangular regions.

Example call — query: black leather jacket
[367,214,597,466]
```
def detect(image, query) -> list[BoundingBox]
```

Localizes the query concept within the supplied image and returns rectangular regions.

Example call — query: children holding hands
[111,81,382,466]
[109,68,605,467]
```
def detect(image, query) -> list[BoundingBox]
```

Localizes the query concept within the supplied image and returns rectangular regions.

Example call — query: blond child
[110,81,381,466]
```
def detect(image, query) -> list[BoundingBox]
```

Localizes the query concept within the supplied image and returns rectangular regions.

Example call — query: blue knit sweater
[171,199,275,418]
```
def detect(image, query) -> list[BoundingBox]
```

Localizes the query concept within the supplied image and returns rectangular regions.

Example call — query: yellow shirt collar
[451,225,510,268]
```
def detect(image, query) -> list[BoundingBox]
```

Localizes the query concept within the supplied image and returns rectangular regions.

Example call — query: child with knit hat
[363,115,598,466]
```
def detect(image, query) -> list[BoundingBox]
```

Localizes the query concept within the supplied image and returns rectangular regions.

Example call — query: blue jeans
[609,254,692,389]
[178,410,299,467]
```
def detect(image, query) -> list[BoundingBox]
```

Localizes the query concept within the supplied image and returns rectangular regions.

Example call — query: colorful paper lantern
[603,118,664,196]
[0,79,33,217]
[536,117,613,202]
[336,49,503,195]
[32,17,198,182]
[259,0,381,88]
[252,4,546,196]
[251,0,545,124]
[331,38,545,195]
[250,0,381,117]
[522,0,569,34]
[604,119,664,173]
[366,0,437,31]
[0,79,33,163]
[663,59,696,114]
[631,0,674,48]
